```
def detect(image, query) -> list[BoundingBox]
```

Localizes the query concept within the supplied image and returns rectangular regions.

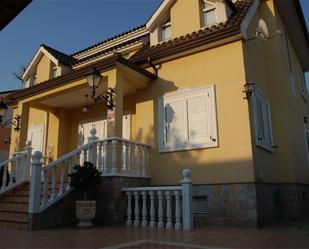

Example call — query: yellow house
[1,0,309,228]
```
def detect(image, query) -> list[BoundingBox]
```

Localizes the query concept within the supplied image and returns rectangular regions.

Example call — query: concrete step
[0,218,28,229]
[0,201,28,212]
[0,210,28,220]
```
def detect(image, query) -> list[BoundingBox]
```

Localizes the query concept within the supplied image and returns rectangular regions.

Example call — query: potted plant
[69,161,101,228]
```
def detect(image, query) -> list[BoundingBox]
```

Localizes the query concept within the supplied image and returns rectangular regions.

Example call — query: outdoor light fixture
[0,100,7,123]
[82,95,91,114]
[243,82,256,100]
[0,100,21,132]
[86,67,116,111]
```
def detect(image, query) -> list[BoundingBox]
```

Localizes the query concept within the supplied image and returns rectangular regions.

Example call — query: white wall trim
[240,0,260,40]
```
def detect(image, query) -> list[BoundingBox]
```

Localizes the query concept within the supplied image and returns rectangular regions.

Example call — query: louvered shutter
[187,92,211,145]
[164,98,187,148]
[253,89,273,150]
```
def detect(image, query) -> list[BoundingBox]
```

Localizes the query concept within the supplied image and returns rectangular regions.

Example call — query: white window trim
[300,71,308,103]
[160,20,171,42]
[52,66,58,79]
[305,127,309,163]
[251,88,274,152]
[201,0,217,28]
[158,85,218,153]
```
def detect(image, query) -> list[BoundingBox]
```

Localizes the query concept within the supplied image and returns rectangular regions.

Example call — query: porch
[1,220,309,248]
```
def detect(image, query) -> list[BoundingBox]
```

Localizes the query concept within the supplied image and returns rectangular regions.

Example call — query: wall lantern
[0,100,7,122]
[86,67,116,111]
[243,82,256,100]
[0,100,21,132]
[82,95,91,114]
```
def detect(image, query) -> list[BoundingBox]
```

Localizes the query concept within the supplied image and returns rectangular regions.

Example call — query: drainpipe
[147,57,158,78]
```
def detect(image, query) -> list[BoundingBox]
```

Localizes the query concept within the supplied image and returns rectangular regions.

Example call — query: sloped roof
[41,44,77,67]
[131,0,253,64]
[71,24,146,57]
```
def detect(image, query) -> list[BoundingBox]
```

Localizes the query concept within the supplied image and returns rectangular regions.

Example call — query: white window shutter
[164,98,187,147]
[187,93,211,145]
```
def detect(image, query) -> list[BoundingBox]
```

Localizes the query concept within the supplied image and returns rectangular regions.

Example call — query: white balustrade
[122,169,193,231]
[26,127,152,213]
[0,141,32,193]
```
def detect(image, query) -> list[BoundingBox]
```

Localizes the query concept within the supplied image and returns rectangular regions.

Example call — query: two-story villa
[0,0,308,229]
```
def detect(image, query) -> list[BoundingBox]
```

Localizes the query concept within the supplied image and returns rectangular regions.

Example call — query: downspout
[147,57,158,78]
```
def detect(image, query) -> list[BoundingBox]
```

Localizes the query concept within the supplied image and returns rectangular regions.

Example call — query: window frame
[32,74,37,85]
[160,19,171,42]
[158,85,218,153]
[300,71,308,103]
[251,88,274,152]
[201,0,217,28]
[52,67,58,79]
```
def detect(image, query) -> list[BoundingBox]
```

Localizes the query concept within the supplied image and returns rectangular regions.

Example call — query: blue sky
[0,0,308,91]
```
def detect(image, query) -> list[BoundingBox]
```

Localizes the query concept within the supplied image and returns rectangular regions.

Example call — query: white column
[83,148,88,163]
[131,144,135,175]
[9,160,16,186]
[76,151,81,166]
[181,169,193,231]
[24,140,32,181]
[125,142,130,174]
[87,127,98,166]
[174,190,182,230]
[42,169,49,206]
[103,141,109,173]
[136,145,141,176]
[67,158,73,190]
[28,151,43,213]
[59,160,66,195]
[120,141,125,173]
[133,191,140,227]
[141,191,148,227]
[51,166,57,200]
[142,146,147,177]
[157,190,164,229]
[126,191,132,226]
[111,140,118,174]
[165,190,173,229]
[97,142,103,173]
[149,190,156,228]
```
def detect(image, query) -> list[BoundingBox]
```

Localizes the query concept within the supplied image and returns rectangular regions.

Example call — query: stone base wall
[193,183,309,228]
[94,176,150,225]
[256,183,309,227]
[193,183,258,226]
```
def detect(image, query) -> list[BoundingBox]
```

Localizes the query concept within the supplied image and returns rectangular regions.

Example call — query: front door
[78,113,131,147]
[27,124,44,153]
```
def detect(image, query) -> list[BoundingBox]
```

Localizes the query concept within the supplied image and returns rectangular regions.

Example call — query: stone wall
[94,176,150,225]
[193,183,258,226]
[256,183,309,227]
[193,183,309,228]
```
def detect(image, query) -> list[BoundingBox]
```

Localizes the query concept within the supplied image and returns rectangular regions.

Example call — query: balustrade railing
[122,169,193,231]
[0,141,32,193]
[28,127,152,213]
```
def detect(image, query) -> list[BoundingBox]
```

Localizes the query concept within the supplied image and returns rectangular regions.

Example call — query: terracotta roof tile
[130,0,253,64]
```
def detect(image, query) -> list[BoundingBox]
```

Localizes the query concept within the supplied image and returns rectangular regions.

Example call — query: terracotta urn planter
[76,200,96,227]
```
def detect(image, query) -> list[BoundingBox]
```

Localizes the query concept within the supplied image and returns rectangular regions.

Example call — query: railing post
[28,151,43,213]
[88,127,98,166]
[24,140,32,181]
[181,169,193,231]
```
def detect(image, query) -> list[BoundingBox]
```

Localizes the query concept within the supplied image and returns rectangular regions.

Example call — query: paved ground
[1,221,309,249]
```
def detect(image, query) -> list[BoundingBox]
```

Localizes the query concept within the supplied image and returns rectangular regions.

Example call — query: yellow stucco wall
[36,54,53,84]
[243,0,309,184]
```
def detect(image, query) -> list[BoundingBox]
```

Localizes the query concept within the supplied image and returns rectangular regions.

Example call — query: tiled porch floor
[1,221,309,249]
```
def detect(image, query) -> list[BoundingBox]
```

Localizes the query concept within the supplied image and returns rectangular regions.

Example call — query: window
[252,88,274,151]
[158,86,218,152]
[300,71,308,103]
[52,67,57,79]
[305,129,309,160]
[33,74,37,85]
[160,18,171,42]
[201,0,217,27]
[284,31,296,96]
